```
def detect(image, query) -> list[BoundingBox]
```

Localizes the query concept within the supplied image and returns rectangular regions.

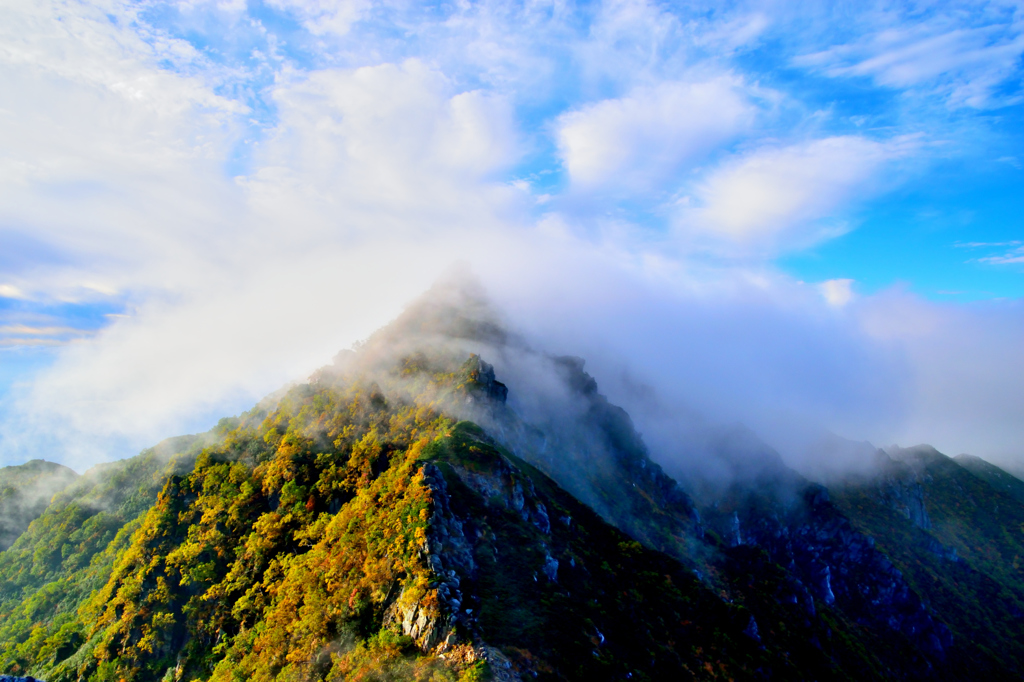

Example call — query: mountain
[0,460,79,551]
[953,453,1024,506]
[2,281,1024,681]
[828,446,1024,676]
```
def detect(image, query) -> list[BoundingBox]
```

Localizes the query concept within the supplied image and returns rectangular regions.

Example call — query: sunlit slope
[2,281,1023,680]
[0,357,775,681]
[1,350,905,682]
[0,437,205,678]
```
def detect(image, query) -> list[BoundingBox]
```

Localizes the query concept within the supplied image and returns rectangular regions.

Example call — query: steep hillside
[0,356,777,681]
[0,437,206,677]
[0,460,79,551]
[696,453,960,679]
[3,284,1024,681]
[829,446,1024,677]
[953,453,1024,506]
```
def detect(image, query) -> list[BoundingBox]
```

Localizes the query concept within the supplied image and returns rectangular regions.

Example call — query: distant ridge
[0,460,78,550]
[953,453,1024,505]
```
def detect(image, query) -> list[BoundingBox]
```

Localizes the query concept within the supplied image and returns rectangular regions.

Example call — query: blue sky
[1,0,1023,470]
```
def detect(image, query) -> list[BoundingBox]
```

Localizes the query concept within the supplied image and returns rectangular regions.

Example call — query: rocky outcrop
[499,355,706,558]
[437,644,522,682]
[385,463,473,651]
[879,476,931,530]
[466,357,508,404]
[712,484,953,671]
[448,453,552,536]
[384,451,552,676]
[924,536,959,562]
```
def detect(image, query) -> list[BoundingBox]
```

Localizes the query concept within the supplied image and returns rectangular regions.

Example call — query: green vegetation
[0,355,783,680]
[3,333,1024,680]
[0,460,79,551]
[831,447,1024,677]
[0,360,508,682]
[0,437,205,678]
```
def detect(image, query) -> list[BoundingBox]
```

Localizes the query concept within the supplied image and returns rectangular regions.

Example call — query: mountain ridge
[2,284,1023,681]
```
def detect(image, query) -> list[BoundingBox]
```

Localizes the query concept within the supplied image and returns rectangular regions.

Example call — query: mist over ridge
[2,0,1023,477]
[5,259,1021,488]
[3,267,1024,681]
[3,2,1024,679]
[309,272,887,496]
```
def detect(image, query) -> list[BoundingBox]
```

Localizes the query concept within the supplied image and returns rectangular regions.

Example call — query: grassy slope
[831,449,1024,678]
[953,454,1024,507]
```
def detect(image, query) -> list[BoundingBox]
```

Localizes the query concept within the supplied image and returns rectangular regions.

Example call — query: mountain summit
[2,281,1023,681]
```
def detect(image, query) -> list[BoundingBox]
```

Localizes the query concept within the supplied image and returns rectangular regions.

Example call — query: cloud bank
[0,0,1022,477]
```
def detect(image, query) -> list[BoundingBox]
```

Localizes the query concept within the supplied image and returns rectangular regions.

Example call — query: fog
[1,0,1022,480]
[279,272,1016,502]
[0,460,79,549]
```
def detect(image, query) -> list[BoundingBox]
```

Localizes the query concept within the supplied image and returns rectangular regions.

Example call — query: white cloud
[795,6,1024,108]
[264,0,371,36]
[819,279,855,307]
[0,8,528,463]
[0,285,28,300]
[979,245,1024,264]
[682,136,899,250]
[248,60,521,224]
[1,0,1023,478]
[856,290,1024,461]
[0,0,246,302]
[556,78,755,192]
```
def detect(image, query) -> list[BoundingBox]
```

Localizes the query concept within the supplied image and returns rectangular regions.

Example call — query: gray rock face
[729,511,743,547]
[924,536,959,562]
[385,463,473,651]
[470,358,508,404]
[449,454,551,535]
[879,477,931,530]
[541,552,559,582]
[718,485,953,670]
[742,615,761,643]
[467,353,706,557]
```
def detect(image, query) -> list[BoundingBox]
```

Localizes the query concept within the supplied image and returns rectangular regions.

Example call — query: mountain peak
[4,296,1024,680]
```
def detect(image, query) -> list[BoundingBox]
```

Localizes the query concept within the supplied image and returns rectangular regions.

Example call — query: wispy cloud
[676,136,909,252]
[979,245,1024,264]
[0,338,66,348]
[0,285,28,300]
[794,2,1024,108]
[0,325,94,336]
[955,240,1023,248]
[0,323,95,352]
[955,240,1024,265]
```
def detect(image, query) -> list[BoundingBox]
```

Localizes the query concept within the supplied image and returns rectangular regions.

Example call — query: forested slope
[2,288,1024,681]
